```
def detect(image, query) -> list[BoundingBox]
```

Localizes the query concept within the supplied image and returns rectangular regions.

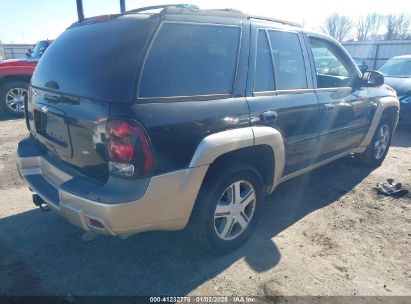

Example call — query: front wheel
[0,80,28,117]
[357,121,392,167]
[189,164,265,254]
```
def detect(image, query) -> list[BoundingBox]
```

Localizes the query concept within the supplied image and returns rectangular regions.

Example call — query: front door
[306,35,373,160]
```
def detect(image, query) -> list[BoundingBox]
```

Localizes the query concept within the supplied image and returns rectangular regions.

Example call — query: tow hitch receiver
[32,194,50,212]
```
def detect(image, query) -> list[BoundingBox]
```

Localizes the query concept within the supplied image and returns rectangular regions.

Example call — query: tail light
[25,88,31,130]
[106,119,154,178]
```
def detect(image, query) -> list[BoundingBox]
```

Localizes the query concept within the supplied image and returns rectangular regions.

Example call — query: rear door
[305,35,372,160]
[246,22,320,175]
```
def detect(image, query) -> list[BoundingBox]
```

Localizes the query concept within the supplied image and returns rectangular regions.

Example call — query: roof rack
[209,8,243,14]
[74,1,302,28]
[76,0,126,22]
[125,4,198,15]
[248,15,302,28]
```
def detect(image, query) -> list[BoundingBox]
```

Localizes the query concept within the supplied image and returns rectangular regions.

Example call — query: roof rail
[209,8,243,14]
[248,15,302,28]
[125,4,199,15]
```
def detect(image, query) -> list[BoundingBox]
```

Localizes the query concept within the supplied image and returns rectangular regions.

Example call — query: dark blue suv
[17,5,399,253]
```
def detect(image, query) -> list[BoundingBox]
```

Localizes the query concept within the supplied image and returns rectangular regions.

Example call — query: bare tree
[384,14,411,40]
[322,14,353,42]
[356,14,382,41]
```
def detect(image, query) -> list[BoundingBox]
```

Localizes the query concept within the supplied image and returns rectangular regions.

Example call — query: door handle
[324,103,335,113]
[260,110,278,122]
[44,94,61,103]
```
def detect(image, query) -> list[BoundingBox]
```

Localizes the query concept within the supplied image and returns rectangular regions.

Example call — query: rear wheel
[189,164,265,254]
[0,80,28,117]
[357,120,392,167]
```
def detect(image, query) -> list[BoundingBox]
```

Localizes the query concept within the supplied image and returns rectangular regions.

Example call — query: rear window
[268,31,307,90]
[139,23,241,99]
[254,30,275,92]
[31,15,156,102]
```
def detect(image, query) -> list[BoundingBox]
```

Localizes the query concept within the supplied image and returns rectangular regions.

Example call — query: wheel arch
[354,96,399,153]
[201,145,275,190]
[381,106,399,129]
[189,126,285,193]
[0,75,31,88]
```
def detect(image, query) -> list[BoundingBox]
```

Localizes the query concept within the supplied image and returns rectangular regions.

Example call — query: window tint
[30,41,48,59]
[268,31,307,90]
[254,31,275,92]
[255,30,275,92]
[309,38,355,88]
[139,23,240,98]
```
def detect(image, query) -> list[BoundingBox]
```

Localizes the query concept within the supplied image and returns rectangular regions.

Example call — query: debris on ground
[374,179,409,197]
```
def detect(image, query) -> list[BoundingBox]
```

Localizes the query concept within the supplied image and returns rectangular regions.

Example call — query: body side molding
[189,126,285,193]
[251,126,285,192]
[189,128,255,168]
[353,97,400,153]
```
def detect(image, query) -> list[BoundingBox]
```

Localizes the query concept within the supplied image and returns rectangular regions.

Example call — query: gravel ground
[0,113,410,298]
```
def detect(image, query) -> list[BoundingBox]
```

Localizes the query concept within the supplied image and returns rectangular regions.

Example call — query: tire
[0,80,28,117]
[188,163,265,254]
[357,119,392,167]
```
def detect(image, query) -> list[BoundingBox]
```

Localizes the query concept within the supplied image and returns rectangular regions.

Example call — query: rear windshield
[32,15,157,102]
[29,40,49,59]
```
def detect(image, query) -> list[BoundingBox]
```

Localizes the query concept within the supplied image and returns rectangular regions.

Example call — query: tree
[356,14,382,41]
[384,14,411,40]
[321,14,353,42]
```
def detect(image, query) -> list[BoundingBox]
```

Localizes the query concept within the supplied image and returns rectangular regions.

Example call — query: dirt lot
[0,112,410,298]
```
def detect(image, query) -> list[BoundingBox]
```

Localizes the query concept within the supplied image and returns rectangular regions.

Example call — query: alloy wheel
[213,180,256,241]
[5,87,27,114]
[374,124,390,160]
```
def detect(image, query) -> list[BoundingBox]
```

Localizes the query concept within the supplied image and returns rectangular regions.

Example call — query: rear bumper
[17,136,208,236]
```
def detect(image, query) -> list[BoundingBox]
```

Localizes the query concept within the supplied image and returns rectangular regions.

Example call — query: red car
[0,40,52,116]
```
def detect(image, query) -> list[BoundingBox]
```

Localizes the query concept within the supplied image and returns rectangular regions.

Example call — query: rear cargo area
[27,14,157,181]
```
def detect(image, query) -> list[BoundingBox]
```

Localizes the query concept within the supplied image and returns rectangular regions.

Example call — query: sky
[0,0,409,44]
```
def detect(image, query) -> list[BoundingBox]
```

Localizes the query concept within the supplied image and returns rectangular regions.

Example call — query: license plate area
[34,109,68,147]
[33,104,72,158]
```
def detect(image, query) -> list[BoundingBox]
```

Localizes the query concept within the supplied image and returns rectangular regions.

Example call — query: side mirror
[362,71,384,87]
[26,48,32,58]
[359,65,368,74]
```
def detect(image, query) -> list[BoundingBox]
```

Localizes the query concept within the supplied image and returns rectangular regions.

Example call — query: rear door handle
[260,110,278,122]
[324,103,335,113]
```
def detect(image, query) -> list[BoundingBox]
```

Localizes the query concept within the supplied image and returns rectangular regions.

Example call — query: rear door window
[254,30,275,92]
[139,23,241,98]
[268,31,307,90]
